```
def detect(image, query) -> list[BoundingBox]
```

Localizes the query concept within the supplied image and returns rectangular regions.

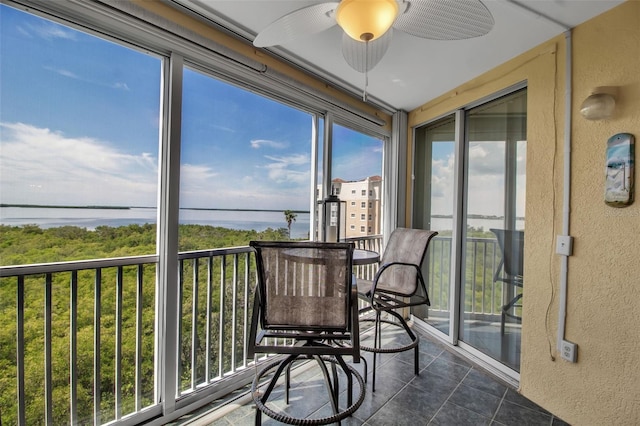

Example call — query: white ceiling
[166,0,623,112]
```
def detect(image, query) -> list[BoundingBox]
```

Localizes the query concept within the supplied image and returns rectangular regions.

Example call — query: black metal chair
[356,228,438,392]
[490,228,525,335]
[248,240,365,425]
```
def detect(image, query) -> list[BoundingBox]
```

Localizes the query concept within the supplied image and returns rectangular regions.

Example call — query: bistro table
[281,247,379,266]
[353,249,379,266]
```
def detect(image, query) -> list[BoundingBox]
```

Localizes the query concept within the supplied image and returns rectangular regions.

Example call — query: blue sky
[0,4,383,211]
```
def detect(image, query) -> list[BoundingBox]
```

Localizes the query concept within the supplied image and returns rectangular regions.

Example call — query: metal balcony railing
[0,234,510,425]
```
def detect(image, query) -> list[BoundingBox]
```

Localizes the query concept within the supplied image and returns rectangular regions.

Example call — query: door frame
[409,83,527,385]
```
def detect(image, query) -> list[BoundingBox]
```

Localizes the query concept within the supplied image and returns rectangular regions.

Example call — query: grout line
[490,387,509,424]
[427,368,472,423]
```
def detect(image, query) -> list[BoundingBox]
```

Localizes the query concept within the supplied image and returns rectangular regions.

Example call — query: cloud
[426,141,527,218]
[111,82,130,91]
[212,124,235,133]
[332,146,382,181]
[0,122,157,207]
[44,66,79,79]
[43,66,130,91]
[262,154,310,184]
[264,154,308,165]
[18,22,77,41]
[0,122,315,212]
[250,139,287,149]
[179,164,219,196]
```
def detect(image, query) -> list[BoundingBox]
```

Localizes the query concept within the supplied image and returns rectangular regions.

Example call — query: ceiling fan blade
[342,29,393,73]
[393,0,494,40]
[253,2,339,47]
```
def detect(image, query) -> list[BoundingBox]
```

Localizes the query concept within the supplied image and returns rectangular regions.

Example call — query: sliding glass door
[412,87,527,374]
[460,89,527,372]
[412,116,456,336]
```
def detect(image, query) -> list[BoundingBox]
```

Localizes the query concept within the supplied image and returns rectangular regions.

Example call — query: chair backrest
[490,228,524,278]
[250,240,354,332]
[376,228,438,296]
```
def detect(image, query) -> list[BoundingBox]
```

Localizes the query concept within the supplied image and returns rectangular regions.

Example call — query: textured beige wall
[409,2,640,424]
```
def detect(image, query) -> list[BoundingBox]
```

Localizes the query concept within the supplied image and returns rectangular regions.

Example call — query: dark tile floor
[176,325,569,426]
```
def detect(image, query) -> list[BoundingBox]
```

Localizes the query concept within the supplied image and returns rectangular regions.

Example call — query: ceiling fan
[253,0,494,100]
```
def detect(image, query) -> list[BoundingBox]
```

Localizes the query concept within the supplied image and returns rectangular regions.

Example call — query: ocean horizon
[0,206,312,239]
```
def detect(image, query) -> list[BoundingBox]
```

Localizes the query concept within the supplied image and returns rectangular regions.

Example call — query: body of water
[0,207,311,239]
[430,217,525,233]
[0,207,523,239]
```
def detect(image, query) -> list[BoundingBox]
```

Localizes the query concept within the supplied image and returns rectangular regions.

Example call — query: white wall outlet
[560,340,578,362]
[556,235,573,256]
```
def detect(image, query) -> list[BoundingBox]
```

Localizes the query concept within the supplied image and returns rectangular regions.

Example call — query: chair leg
[254,354,298,425]
[285,362,292,404]
[501,293,523,335]
[384,309,420,376]
[372,311,381,392]
[260,354,298,406]
[335,355,353,407]
[361,356,368,384]
[331,361,339,410]
[313,355,339,416]
[255,407,261,426]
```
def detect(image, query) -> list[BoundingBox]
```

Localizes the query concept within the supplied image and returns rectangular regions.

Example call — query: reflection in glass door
[412,116,456,336]
[460,89,527,372]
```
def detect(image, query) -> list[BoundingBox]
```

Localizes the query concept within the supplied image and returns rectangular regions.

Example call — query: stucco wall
[409,2,640,424]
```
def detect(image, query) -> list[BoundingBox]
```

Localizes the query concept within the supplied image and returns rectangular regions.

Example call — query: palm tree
[284,210,297,239]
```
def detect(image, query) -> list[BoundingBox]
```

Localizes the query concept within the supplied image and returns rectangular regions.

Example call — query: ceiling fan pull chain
[363,71,368,102]
[363,40,369,102]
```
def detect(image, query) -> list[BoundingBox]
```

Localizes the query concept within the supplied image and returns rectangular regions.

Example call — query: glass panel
[460,89,527,372]
[0,4,162,263]
[411,116,456,335]
[179,67,315,249]
[0,5,161,425]
[330,124,383,239]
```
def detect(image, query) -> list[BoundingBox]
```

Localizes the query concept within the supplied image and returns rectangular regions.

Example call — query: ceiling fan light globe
[336,0,398,42]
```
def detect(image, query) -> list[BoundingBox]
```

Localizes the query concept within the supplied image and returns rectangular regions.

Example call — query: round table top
[353,249,379,266]
[280,247,379,266]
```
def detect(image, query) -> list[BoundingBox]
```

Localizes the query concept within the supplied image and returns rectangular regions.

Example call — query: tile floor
[175,326,569,426]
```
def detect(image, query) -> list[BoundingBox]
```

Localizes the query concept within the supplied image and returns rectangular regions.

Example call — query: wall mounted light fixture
[580,87,617,120]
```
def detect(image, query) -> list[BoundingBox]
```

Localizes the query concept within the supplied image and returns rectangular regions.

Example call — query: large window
[330,124,384,238]
[179,67,315,248]
[0,4,162,264]
[0,5,162,425]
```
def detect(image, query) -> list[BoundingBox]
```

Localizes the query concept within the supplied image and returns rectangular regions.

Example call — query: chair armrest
[350,275,361,363]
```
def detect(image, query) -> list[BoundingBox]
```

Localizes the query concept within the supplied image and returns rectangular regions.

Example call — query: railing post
[44,273,53,425]
[16,276,26,426]
[70,271,78,425]
[115,266,123,420]
[94,269,102,425]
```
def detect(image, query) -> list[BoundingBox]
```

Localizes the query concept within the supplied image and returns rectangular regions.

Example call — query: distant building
[328,176,382,238]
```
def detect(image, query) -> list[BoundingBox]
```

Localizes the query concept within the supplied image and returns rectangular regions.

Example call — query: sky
[0,3,524,221]
[0,4,383,212]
